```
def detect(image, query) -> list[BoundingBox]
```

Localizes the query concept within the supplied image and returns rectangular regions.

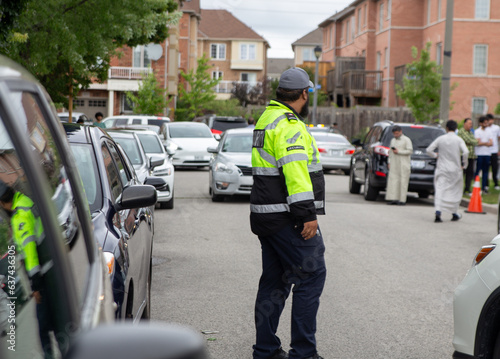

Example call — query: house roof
[198,9,268,44]
[291,28,323,50]
[267,58,294,75]
[181,0,200,14]
[318,6,355,27]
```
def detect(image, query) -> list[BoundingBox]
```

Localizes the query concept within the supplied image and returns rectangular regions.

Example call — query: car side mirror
[115,185,157,211]
[64,323,206,359]
[150,157,164,170]
[165,145,176,157]
[207,147,218,154]
[214,134,221,141]
[144,176,167,191]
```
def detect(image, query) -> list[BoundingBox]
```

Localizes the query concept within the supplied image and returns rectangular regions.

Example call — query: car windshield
[69,143,102,213]
[136,133,164,154]
[169,124,213,138]
[382,126,445,148]
[222,133,254,153]
[312,134,350,144]
[212,118,248,132]
[113,137,144,165]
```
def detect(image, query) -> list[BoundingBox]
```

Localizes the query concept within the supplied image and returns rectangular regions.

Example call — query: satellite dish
[146,44,163,61]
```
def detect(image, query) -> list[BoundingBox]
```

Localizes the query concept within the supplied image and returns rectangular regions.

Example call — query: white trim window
[472,97,486,115]
[357,9,362,34]
[133,46,151,68]
[212,71,223,80]
[346,19,350,42]
[240,44,256,61]
[241,72,257,84]
[364,4,368,28]
[436,42,442,65]
[351,15,356,41]
[303,48,316,62]
[210,43,226,60]
[379,3,384,31]
[376,52,381,70]
[475,0,490,19]
[427,0,432,24]
[384,48,389,68]
[437,0,442,19]
[387,0,392,19]
[473,44,488,75]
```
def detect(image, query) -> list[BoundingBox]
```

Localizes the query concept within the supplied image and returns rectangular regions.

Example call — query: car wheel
[141,258,152,320]
[418,191,430,199]
[349,167,361,194]
[343,169,350,176]
[161,190,174,209]
[211,189,225,202]
[363,169,379,201]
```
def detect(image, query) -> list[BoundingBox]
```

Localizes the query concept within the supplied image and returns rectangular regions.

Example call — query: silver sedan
[207,128,254,202]
[312,132,355,175]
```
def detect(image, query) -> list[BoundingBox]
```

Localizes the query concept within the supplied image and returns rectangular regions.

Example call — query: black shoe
[451,213,462,221]
[269,348,288,359]
[435,216,443,223]
[483,188,489,194]
[387,201,399,205]
[398,201,406,206]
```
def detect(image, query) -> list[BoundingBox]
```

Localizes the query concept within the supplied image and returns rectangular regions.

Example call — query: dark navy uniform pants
[253,223,326,359]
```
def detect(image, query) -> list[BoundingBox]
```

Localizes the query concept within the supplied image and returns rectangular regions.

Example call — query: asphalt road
[151,169,497,359]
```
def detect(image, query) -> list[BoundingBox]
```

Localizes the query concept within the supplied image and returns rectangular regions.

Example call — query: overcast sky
[200,0,352,58]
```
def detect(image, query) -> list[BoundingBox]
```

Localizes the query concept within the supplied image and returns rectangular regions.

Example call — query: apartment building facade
[320,0,500,120]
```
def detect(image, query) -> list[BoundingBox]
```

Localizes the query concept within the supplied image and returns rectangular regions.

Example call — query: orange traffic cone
[465,176,486,214]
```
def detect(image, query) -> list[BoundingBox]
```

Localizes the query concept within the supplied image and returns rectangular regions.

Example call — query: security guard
[251,68,326,359]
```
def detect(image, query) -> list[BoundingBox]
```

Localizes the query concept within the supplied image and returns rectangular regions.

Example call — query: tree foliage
[231,77,269,107]
[0,0,180,107]
[396,42,442,123]
[126,71,166,115]
[176,55,220,121]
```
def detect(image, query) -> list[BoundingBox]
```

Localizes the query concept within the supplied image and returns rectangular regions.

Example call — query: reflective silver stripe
[265,114,287,130]
[287,192,315,204]
[250,203,290,213]
[28,265,40,277]
[315,201,325,209]
[311,142,318,163]
[308,163,323,172]
[253,167,280,176]
[257,148,277,166]
[277,153,308,167]
[286,131,301,144]
[41,260,53,275]
[22,235,37,247]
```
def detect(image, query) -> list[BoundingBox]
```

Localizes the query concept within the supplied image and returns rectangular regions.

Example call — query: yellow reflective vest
[250,100,325,236]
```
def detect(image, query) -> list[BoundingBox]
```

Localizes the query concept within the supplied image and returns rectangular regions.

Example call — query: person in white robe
[426,120,469,223]
[386,125,413,205]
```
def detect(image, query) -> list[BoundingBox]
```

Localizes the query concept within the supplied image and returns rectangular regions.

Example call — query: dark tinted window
[70,143,102,213]
[101,144,124,201]
[212,118,248,132]
[137,133,163,154]
[169,124,213,138]
[382,126,445,148]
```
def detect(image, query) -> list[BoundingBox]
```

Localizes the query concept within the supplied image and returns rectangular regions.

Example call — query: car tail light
[374,145,390,156]
[345,149,355,155]
[211,129,223,135]
[473,244,496,266]
[375,171,386,177]
[411,125,424,128]
[318,148,326,153]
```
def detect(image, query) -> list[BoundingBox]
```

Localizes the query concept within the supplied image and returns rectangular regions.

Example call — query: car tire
[161,191,174,209]
[141,258,152,321]
[418,191,430,199]
[211,189,225,202]
[363,169,379,201]
[343,169,350,176]
[349,168,361,194]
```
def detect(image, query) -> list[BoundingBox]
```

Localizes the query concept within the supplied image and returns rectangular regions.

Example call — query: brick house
[291,28,323,67]
[320,0,500,120]
[197,9,269,99]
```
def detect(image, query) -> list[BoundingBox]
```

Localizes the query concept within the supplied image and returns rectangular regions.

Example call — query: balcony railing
[213,80,262,94]
[342,70,383,97]
[108,67,152,80]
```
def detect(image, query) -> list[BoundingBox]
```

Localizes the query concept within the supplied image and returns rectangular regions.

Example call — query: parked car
[107,129,164,184]
[102,115,170,132]
[207,128,254,202]
[164,122,219,168]
[193,114,248,134]
[311,132,355,174]
[453,234,500,359]
[308,124,346,137]
[58,111,93,124]
[65,124,165,319]
[134,129,175,209]
[0,55,206,359]
[349,121,445,201]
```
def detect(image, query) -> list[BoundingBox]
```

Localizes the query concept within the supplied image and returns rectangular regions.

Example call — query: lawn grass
[465,178,500,205]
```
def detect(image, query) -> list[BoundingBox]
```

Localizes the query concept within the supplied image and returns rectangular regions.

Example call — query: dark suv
[349,121,445,201]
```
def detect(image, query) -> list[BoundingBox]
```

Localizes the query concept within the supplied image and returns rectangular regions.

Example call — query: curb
[460,198,498,215]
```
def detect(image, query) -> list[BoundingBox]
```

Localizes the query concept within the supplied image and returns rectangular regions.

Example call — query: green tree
[126,71,166,115]
[0,0,180,110]
[176,55,221,121]
[396,42,442,123]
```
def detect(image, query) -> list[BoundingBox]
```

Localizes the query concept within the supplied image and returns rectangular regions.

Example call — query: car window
[212,119,248,132]
[101,144,124,201]
[107,142,130,186]
[132,119,142,124]
[222,134,254,153]
[115,118,128,126]
[69,143,102,213]
[113,137,144,165]
[169,124,213,138]
[312,134,350,144]
[136,133,164,154]
[382,126,445,148]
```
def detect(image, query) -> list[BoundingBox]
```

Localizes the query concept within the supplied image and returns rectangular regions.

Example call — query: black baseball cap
[279,67,314,90]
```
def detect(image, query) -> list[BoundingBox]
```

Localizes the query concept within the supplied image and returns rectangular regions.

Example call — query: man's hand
[301,220,318,240]
[33,291,42,304]
[392,148,399,154]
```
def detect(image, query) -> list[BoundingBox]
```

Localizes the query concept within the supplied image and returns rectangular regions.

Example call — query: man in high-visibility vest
[250,67,326,359]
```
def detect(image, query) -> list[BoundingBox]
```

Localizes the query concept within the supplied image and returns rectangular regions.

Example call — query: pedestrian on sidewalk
[474,116,494,193]
[487,113,500,190]
[426,120,469,223]
[385,125,413,205]
[250,67,326,359]
[457,118,478,195]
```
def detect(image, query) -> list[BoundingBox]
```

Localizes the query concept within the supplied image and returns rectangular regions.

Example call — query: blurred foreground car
[207,128,254,202]
[311,132,355,175]
[0,55,206,359]
[65,124,162,319]
[165,122,219,168]
[453,235,500,359]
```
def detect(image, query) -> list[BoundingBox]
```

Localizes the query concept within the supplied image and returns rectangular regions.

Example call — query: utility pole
[439,0,454,122]
[312,45,322,125]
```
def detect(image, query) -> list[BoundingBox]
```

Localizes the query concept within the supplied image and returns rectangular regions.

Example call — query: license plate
[411,160,425,169]
[194,156,204,160]
[329,150,341,156]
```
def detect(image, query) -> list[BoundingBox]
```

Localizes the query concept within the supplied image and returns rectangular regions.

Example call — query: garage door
[74,98,108,120]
